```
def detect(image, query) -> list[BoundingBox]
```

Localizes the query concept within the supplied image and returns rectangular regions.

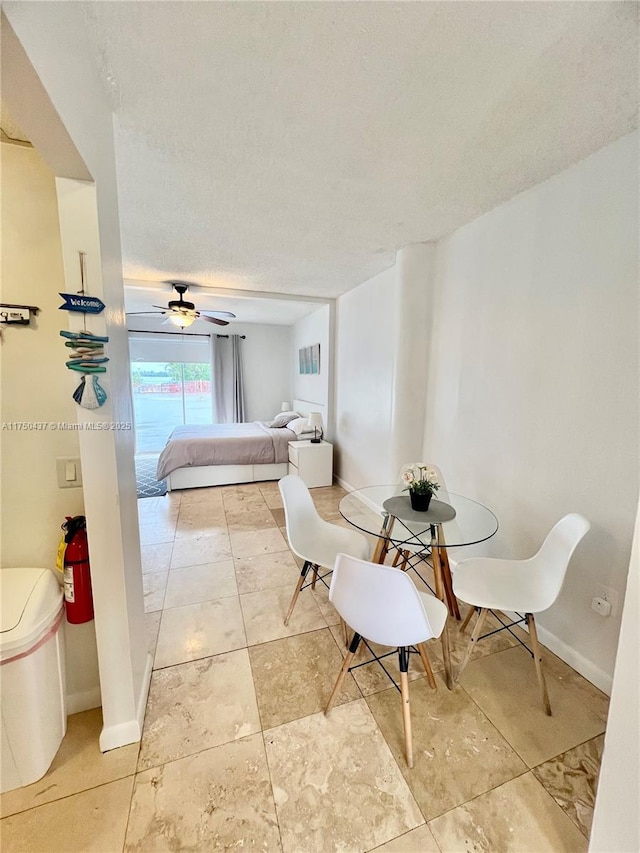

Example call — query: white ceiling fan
[127,281,236,328]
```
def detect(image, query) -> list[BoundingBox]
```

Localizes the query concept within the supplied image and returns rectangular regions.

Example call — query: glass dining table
[339,485,499,688]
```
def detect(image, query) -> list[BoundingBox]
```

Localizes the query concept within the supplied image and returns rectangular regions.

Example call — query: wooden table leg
[430,526,444,600]
[430,527,453,689]
[440,625,454,691]
[437,525,461,621]
[372,513,393,564]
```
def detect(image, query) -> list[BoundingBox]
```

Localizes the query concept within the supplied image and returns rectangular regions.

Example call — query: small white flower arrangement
[401,463,441,496]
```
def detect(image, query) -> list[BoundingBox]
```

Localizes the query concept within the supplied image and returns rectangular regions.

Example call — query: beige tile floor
[2,482,608,852]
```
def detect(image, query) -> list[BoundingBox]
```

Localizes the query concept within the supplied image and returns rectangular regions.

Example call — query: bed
[158,399,326,491]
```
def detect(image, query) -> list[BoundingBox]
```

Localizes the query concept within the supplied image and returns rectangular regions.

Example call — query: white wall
[335,267,398,487]
[589,499,639,852]
[334,244,437,488]
[424,132,639,690]
[292,305,330,419]
[0,142,100,712]
[388,244,436,477]
[223,323,292,422]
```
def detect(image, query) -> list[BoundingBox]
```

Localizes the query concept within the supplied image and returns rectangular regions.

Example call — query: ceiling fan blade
[152,305,169,310]
[199,314,229,326]
[198,310,236,319]
[127,311,165,315]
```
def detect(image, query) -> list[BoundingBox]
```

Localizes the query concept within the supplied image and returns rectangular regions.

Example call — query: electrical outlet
[592,596,612,617]
[595,583,619,616]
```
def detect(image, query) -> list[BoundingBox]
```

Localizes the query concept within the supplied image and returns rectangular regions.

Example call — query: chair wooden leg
[391,549,403,567]
[417,643,437,689]
[460,605,476,633]
[399,649,413,768]
[311,564,318,590]
[325,634,361,715]
[284,561,310,626]
[527,613,552,716]
[440,623,453,689]
[340,617,350,647]
[456,607,488,681]
[400,550,411,572]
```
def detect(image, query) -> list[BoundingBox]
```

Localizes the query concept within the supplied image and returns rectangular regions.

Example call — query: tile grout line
[529,731,607,771]
[1,774,137,824]
[239,534,287,853]
[456,662,539,772]
[457,644,607,769]
[366,824,441,853]
[357,697,427,842]
[426,766,593,842]
[449,657,604,839]
[121,771,138,853]
[259,729,285,852]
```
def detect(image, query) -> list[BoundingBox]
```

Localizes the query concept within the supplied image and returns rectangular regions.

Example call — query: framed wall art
[298,343,320,375]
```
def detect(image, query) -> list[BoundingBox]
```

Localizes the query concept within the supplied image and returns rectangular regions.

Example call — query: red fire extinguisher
[61,516,94,624]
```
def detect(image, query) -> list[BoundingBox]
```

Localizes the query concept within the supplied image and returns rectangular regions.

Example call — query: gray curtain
[211,334,246,423]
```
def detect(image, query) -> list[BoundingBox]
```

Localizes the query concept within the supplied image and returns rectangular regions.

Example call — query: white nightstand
[288,440,333,488]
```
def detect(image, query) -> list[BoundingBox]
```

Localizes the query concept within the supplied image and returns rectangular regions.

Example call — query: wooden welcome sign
[58,293,106,314]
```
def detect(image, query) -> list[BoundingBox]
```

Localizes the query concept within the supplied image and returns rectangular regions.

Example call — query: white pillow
[286,416,315,436]
[268,411,299,428]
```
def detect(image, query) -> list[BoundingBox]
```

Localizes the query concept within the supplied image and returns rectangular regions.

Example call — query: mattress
[156,421,294,480]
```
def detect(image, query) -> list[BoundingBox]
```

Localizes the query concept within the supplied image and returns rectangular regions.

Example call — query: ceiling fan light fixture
[169,312,196,328]
[127,282,235,326]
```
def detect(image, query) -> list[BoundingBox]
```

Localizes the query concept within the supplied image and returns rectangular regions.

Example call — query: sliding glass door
[129,333,212,454]
[181,364,213,424]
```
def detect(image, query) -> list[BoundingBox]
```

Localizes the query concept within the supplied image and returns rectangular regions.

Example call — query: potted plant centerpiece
[401,464,441,511]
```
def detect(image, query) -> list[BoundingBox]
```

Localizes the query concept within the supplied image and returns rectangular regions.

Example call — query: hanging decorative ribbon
[59,253,110,409]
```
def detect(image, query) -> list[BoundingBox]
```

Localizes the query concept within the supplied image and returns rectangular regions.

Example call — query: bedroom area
[125,281,332,499]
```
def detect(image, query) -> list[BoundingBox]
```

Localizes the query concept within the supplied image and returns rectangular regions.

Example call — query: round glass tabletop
[339,485,498,549]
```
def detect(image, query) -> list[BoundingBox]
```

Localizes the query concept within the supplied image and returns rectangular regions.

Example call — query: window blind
[128,331,210,364]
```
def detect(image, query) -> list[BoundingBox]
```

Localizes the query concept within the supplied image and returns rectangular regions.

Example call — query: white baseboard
[335,474,356,493]
[67,686,102,715]
[98,651,153,752]
[503,611,612,696]
[535,622,613,696]
[336,475,379,509]
[98,719,142,753]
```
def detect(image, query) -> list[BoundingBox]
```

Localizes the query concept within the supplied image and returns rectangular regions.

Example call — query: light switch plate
[56,457,82,488]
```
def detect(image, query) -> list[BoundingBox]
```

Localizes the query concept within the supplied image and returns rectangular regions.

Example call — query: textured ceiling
[124,280,323,326]
[82,2,638,298]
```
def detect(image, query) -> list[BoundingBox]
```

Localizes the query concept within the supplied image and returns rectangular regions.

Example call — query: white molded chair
[324,553,448,768]
[452,513,590,714]
[278,475,370,626]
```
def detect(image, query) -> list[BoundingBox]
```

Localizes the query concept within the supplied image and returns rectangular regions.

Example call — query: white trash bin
[1,568,67,793]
